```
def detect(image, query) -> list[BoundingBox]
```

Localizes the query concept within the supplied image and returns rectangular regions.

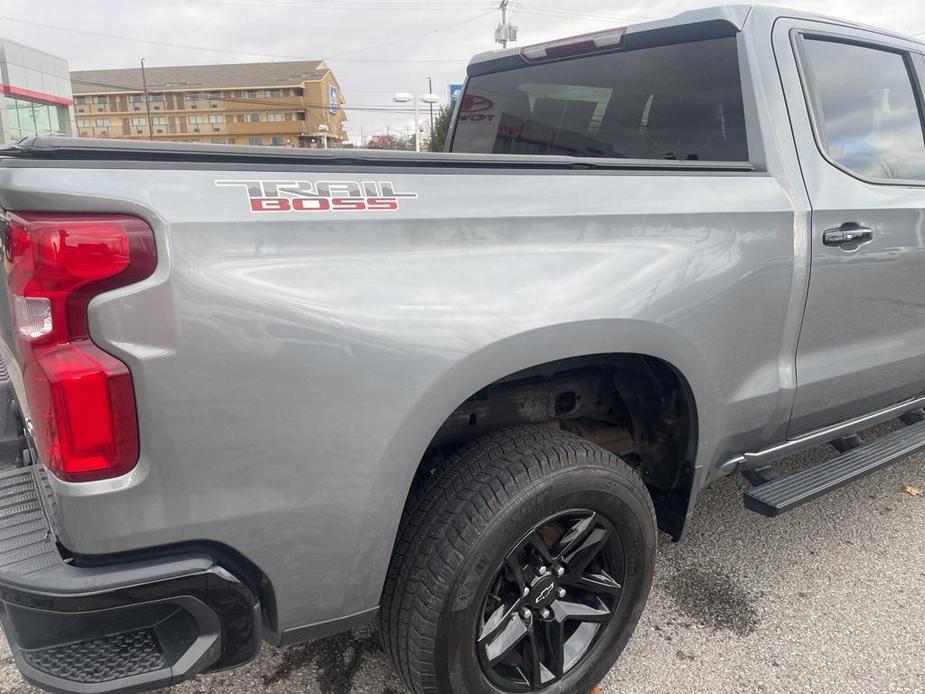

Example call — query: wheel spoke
[563,569,623,597]
[551,598,611,624]
[525,530,555,564]
[522,625,543,687]
[556,519,609,576]
[479,611,530,665]
[505,555,527,591]
[541,618,566,678]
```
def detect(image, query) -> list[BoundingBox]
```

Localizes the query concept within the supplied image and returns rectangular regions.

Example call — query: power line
[327,9,493,59]
[0,16,467,64]
[509,2,653,24]
[516,8,650,24]
[189,0,497,9]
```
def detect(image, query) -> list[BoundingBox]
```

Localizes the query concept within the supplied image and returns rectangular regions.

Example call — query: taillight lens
[2,213,156,482]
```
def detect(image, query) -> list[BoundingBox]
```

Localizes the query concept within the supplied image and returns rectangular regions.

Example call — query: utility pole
[427,76,435,135]
[140,58,154,141]
[495,0,518,49]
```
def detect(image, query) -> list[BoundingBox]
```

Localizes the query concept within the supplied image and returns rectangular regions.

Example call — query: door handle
[822,223,874,248]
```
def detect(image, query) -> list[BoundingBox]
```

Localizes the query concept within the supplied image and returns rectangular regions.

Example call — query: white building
[0,38,74,144]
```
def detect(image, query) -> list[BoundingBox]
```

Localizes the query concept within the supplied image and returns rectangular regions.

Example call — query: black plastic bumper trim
[0,466,261,693]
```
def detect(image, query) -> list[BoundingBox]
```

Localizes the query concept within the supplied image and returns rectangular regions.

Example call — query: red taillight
[2,213,156,482]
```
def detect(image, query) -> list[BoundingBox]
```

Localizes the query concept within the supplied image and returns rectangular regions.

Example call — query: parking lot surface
[1,435,923,694]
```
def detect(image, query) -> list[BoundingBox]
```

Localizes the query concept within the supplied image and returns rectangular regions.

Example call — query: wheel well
[413,354,697,539]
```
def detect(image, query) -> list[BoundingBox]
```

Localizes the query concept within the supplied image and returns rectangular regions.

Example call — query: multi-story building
[0,38,74,144]
[70,61,346,147]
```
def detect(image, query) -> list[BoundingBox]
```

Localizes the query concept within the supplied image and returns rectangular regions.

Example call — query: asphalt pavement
[1,432,923,694]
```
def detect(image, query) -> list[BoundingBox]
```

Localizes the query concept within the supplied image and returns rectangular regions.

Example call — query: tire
[379,425,657,694]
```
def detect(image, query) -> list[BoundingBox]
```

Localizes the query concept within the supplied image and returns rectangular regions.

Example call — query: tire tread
[378,425,655,694]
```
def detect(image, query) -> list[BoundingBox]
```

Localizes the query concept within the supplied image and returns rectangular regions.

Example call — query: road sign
[449,84,463,102]
[329,85,338,114]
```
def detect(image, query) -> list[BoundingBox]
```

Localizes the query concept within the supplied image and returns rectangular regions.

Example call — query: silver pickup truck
[0,4,924,693]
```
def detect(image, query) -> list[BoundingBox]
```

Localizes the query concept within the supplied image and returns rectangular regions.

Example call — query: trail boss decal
[215,180,418,212]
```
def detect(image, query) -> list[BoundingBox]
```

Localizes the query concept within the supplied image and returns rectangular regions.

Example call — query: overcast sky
[2,0,925,144]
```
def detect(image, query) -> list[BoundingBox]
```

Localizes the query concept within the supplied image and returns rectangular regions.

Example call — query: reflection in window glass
[2,98,69,140]
[33,104,51,134]
[2,100,20,142]
[16,101,36,135]
[47,106,64,134]
[451,37,748,161]
[803,39,925,180]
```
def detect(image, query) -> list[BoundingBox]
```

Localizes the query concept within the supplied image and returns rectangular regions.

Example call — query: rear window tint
[451,37,748,162]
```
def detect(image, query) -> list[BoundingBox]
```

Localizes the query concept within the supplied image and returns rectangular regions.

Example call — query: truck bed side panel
[0,163,796,635]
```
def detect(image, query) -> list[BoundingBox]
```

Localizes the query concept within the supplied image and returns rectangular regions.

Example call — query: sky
[2,0,925,144]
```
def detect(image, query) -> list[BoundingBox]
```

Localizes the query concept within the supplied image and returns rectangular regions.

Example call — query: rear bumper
[0,466,261,693]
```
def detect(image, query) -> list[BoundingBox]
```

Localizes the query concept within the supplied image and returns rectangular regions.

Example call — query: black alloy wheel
[379,426,657,694]
[477,510,625,691]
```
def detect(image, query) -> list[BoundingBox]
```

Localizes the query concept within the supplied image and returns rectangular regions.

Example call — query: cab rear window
[451,36,748,162]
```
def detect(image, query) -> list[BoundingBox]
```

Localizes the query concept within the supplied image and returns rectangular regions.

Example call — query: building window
[270,136,284,146]
[265,88,282,98]
[148,94,164,102]
[95,118,111,127]
[188,115,204,124]
[76,118,90,128]
[248,136,263,145]
[227,137,236,144]
[208,114,225,124]
[207,91,222,100]
[2,101,21,141]
[246,112,260,122]
[290,88,302,96]
[130,94,143,103]
[93,95,107,104]
[3,98,70,142]
[266,112,284,122]
[130,117,145,126]
[245,90,258,99]
[187,92,201,101]
[151,116,167,126]
[75,96,87,105]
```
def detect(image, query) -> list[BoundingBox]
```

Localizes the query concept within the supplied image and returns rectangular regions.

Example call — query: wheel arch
[373,319,708,558]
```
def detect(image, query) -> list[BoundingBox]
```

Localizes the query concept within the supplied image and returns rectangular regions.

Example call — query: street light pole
[140,58,154,141]
[412,97,420,152]
[393,91,440,152]
[427,76,435,134]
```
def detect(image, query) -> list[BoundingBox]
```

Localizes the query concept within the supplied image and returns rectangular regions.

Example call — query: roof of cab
[466,4,924,69]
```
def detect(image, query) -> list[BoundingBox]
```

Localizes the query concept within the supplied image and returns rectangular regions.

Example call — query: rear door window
[800,37,925,181]
[451,36,748,162]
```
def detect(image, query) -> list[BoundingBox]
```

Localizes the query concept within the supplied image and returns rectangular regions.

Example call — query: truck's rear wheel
[379,426,657,694]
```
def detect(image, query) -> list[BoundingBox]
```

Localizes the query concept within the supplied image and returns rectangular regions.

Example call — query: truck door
[774,19,925,436]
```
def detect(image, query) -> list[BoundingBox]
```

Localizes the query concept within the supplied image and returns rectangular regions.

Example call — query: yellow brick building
[70,61,346,147]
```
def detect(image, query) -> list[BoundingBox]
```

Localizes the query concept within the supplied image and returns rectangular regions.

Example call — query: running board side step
[744,419,925,517]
